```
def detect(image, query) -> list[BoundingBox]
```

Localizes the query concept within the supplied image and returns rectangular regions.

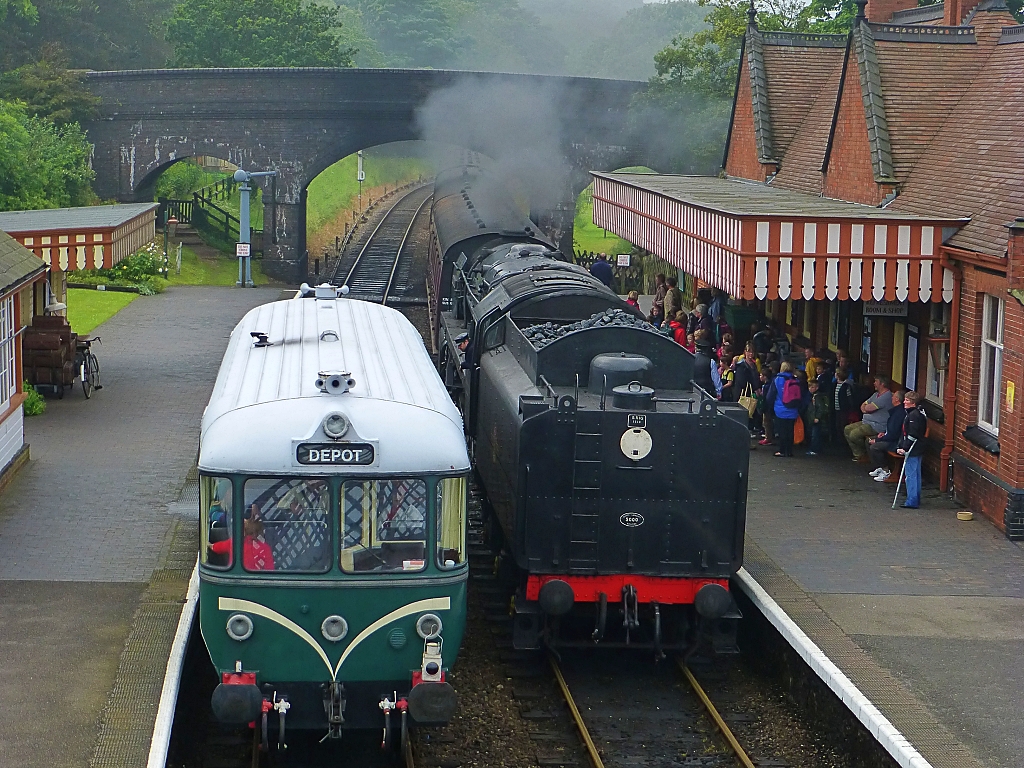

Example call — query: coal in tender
[522,309,656,349]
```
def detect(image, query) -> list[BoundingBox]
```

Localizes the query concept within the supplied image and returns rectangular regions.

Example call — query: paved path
[746,444,1024,768]
[0,286,274,768]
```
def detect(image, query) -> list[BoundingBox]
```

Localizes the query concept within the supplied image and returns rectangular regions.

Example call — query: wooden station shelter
[593,0,1024,535]
[0,203,158,314]
[0,232,50,483]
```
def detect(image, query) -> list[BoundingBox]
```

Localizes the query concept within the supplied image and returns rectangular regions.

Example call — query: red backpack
[781,377,802,407]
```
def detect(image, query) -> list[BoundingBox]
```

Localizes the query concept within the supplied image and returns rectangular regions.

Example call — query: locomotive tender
[197,287,470,749]
[430,164,750,651]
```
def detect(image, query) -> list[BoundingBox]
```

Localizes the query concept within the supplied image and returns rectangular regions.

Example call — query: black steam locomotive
[429,164,749,652]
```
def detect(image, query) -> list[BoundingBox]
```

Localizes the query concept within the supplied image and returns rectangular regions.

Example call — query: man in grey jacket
[844,375,894,461]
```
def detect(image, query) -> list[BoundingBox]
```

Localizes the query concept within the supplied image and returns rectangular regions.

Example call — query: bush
[23,382,45,416]
[68,241,166,294]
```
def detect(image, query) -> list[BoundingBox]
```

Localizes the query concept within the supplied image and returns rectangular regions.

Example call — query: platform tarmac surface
[745,444,1024,768]
[0,286,274,768]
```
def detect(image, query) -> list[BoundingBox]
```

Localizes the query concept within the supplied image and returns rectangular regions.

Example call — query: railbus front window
[201,475,233,569]
[340,479,427,573]
[437,476,467,568]
[242,478,331,573]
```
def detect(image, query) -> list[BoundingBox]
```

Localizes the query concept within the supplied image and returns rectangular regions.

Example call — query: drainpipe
[940,262,962,493]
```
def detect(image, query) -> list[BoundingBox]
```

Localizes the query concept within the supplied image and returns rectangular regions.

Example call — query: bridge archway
[83,68,644,282]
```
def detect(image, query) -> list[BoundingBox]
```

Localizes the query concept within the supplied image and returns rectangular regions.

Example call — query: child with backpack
[766,361,803,457]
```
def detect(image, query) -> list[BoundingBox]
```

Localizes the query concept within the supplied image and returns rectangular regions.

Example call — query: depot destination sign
[296,443,375,465]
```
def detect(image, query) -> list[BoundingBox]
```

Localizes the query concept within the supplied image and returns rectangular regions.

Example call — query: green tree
[1,0,174,73]
[0,56,100,125]
[165,0,356,67]
[343,0,465,68]
[0,99,95,210]
[0,0,37,23]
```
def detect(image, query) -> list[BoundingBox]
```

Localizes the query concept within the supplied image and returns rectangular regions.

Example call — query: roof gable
[0,231,46,295]
[724,39,771,181]
[761,33,847,164]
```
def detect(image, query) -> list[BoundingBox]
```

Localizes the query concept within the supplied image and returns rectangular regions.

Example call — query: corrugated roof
[891,20,1024,256]
[200,296,469,475]
[594,172,965,221]
[0,203,158,233]
[0,231,46,294]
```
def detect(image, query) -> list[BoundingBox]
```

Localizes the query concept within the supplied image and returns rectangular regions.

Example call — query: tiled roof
[0,203,158,233]
[891,22,1024,256]
[761,34,846,167]
[869,19,999,184]
[853,22,896,182]
[890,3,945,24]
[745,27,776,162]
[771,53,845,195]
[0,231,46,295]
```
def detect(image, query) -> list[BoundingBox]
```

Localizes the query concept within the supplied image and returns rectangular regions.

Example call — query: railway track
[331,184,433,305]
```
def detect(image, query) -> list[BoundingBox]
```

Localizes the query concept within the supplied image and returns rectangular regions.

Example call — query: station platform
[0,286,273,768]
[740,443,1024,768]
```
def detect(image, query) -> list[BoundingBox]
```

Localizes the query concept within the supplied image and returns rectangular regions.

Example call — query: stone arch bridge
[83,68,646,281]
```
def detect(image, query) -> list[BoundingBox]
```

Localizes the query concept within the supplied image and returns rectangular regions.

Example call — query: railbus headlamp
[321,615,349,642]
[323,412,350,439]
[416,613,443,640]
[226,613,254,641]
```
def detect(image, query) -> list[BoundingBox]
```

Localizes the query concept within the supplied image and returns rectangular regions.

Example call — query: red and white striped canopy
[591,173,966,302]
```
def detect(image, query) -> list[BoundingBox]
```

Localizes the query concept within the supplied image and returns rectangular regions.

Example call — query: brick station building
[593,0,1024,535]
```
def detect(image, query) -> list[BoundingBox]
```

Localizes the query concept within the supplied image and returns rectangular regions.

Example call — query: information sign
[616,254,631,267]
[235,242,251,258]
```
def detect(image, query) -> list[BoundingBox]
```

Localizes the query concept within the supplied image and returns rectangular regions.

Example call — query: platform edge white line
[735,567,934,768]
[147,561,200,768]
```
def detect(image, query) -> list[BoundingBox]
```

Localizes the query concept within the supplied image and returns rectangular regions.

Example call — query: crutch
[892,436,919,509]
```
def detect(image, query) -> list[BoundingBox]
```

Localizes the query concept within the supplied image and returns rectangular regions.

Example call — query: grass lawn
[66,288,138,334]
[572,167,656,257]
[161,241,271,286]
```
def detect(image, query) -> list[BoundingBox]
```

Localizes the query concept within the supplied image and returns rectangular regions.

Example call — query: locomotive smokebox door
[620,426,652,462]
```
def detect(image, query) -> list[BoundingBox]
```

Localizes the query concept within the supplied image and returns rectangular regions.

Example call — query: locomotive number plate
[297,443,374,465]
[627,414,646,428]
[620,512,644,527]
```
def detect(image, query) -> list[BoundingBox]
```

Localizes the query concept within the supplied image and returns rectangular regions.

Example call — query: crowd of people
[639,276,929,508]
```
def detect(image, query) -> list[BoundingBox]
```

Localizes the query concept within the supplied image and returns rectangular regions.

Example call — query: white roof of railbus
[199,297,469,475]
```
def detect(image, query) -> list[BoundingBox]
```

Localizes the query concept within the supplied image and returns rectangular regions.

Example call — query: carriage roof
[199,297,469,476]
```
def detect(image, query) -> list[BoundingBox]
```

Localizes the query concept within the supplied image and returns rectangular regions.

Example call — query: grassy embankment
[572,166,655,257]
[306,153,433,256]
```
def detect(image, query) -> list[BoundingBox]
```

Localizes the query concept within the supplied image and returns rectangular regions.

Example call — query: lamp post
[233,168,277,287]
[357,150,365,211]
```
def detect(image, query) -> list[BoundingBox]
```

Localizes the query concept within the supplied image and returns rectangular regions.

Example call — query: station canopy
[591,172,969,302]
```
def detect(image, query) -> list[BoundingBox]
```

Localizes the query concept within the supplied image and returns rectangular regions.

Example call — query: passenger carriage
[197,285,470,749]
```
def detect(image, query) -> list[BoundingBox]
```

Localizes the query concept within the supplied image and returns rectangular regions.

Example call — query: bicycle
[75,336,102,399]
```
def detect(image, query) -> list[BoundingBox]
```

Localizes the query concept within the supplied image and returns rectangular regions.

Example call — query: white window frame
[0,296,15,412]
[978,294,1004,434]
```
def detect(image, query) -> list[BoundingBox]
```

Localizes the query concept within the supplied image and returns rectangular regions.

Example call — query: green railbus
[198,286,470,750]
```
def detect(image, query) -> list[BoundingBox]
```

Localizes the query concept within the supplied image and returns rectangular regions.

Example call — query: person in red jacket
[210,515,275,571]
[669,311,687,345]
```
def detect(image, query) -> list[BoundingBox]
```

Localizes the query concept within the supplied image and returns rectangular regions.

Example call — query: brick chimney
[866,0,918,22]
[944,0,982,25]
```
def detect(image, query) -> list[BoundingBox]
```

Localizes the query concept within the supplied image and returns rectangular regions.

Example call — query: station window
[437,477,467,569]
[979,294,1005,434]
[242,478,331,572]
[926,303,951,405]
[340,479,427,573]
[200,475,233,569]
